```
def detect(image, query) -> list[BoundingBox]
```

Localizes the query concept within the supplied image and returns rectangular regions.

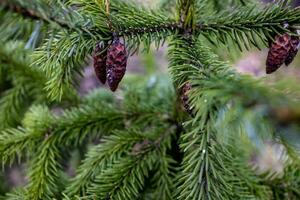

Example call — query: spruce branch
[228,137,272,199]
[35,78,176,147]
[2,0,179,47]
[175,120,236,200]
[168,34,300,199]
[197,3,300,50]
[32,0,179,100]
[26,136,62,200]
[0,83,176,178]
[0,105,54,175]
[71,0,179,37]
[149,153,176,200]
[88,151,156,199]
[2,188,27,200]
[131,128,177,200]
[39,85,178,197]
[169,36,298,121]
[177,0,196,31]
[6,125,58,200]
[0,0,95,34]
[0,42,41,79]
[0,84,34,128]
[85,124,176,199]
[168,34,300,198]
[0,10,35,42]
[26,0,178,100]
[1,2,58,25]
[0,42,46,128]
[64,130,147,197]
[110,1,177,33]
[260,164,300,199]
[69,0,179,52]
[0,128,34,166]
[46,104,125,146]
[0,74,45,131]
[18,84,177,200]
[32,31,94,101]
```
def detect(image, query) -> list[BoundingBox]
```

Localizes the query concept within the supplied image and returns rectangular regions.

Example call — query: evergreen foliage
[0,0,300,199]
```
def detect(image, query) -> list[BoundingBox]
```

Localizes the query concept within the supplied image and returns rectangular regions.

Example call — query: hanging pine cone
[285,35,299,66]
[266,33,291,74]
[93,42,107,84]
[181,82,194,117]
[106,37,127,92]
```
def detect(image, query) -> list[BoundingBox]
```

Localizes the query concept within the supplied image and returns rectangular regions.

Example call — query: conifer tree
[1,0,300,199]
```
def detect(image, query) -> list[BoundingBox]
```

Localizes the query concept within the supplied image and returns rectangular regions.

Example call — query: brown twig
[1,0,181,39]
[0,1,72,30]
[105,0,110,15]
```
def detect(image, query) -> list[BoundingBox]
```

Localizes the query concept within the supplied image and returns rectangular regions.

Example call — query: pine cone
[106,38,127,92]
[285,35,299,66]
[181,82,194,116]
[266,33,291,74]
[93,42,107,84]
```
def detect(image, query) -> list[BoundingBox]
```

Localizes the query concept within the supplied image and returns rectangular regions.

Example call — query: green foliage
[87,142,156,199]
[26,137,62,200]
[199,1,300,51]
[0,0,300,199]
[64,130,145,197]
[0,42,46,129]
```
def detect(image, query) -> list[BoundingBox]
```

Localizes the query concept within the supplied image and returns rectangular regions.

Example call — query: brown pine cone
[285,35,299,66]
[181,82,194,116]
[93,42,107,84]
[266,33,291,74]
[106,38,127,92]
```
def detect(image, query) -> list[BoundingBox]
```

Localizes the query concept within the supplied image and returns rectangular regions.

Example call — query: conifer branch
[197,3,300,50]
[0,11,35,42]
[168,35,300,198]
[2,0,180,40]
[20,86,177,199]
[43,103,125,146]
[0,42,46,128]
[3,188,27,200]
[0,128,35,166]
[261,165,300,199]
[0,1,68,29]
[177,0,196,31]
[55,102,174,146]
[88,150,156,199]
[149,153,176,200]
[0,105,54,168]
[0,85,33,129]
[64,130,147,197]
[175,122,236,199]
[71,0,179,52]
[87,129,171,199]
[26,136,62,200]
[169,36,297,117]
[228,138,272,198]
[8,0,181,101]
[0,0,95,34]
[31,0,179,100]
[20,110,64,200]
